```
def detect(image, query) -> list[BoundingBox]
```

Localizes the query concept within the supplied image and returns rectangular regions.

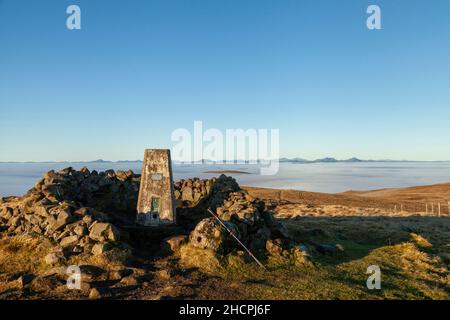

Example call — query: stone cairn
[0,168,296,263]
[174,175,293,256]
[0,167,140,259]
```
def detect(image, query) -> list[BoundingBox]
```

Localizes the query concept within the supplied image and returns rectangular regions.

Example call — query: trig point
[136,149,176,226]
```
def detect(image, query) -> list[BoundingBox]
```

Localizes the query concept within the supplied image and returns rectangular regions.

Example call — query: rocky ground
[0,168,449,300]
[0,168,304,299]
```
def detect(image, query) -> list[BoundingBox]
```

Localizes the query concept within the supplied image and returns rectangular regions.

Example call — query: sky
[0,0,449,162]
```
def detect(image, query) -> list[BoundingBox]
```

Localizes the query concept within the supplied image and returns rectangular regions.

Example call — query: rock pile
[33,167,140,215]
[0,167,140,258]
[174,178,215,203]
[174,175,240,208]
[175,175,292,255]
[174,175,240,227]
[0,168,295,262]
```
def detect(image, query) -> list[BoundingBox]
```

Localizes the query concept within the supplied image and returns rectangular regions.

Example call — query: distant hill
[342,157,363,162]
[89,159,112,163]
[280,157,365,163]
[313,157,338,163]
[279,157,308,163]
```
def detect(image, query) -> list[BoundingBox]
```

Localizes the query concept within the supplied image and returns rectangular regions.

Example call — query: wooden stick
[207,208,267,271]
[426,203,428,215]
[438,202,441,217]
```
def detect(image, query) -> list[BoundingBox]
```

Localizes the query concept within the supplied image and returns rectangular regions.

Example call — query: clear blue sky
[1,0,449,161]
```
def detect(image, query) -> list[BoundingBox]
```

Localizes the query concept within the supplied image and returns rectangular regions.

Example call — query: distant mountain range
[175,157,382,164]
[1,157,447,164]
[278,157,411,163]
[279,157,364,163]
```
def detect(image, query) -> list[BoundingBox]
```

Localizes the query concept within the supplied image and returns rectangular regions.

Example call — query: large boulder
[161,235,188,255]
[89,222,120,242]
[181,187,194,202]
[189,218,240,254]
[60,235,79,247]
[91,242,113,255]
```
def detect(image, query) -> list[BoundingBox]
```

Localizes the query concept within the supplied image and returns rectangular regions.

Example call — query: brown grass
[0,235,52,275]
[244,182,450,214]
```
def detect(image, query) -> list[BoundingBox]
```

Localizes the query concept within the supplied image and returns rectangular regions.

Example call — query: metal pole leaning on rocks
[207,208,267,271]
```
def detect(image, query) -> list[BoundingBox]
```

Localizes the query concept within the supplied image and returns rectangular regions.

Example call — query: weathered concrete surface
[136,149,176,226]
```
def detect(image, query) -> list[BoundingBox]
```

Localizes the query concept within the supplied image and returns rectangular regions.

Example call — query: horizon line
[1,157,450,163]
